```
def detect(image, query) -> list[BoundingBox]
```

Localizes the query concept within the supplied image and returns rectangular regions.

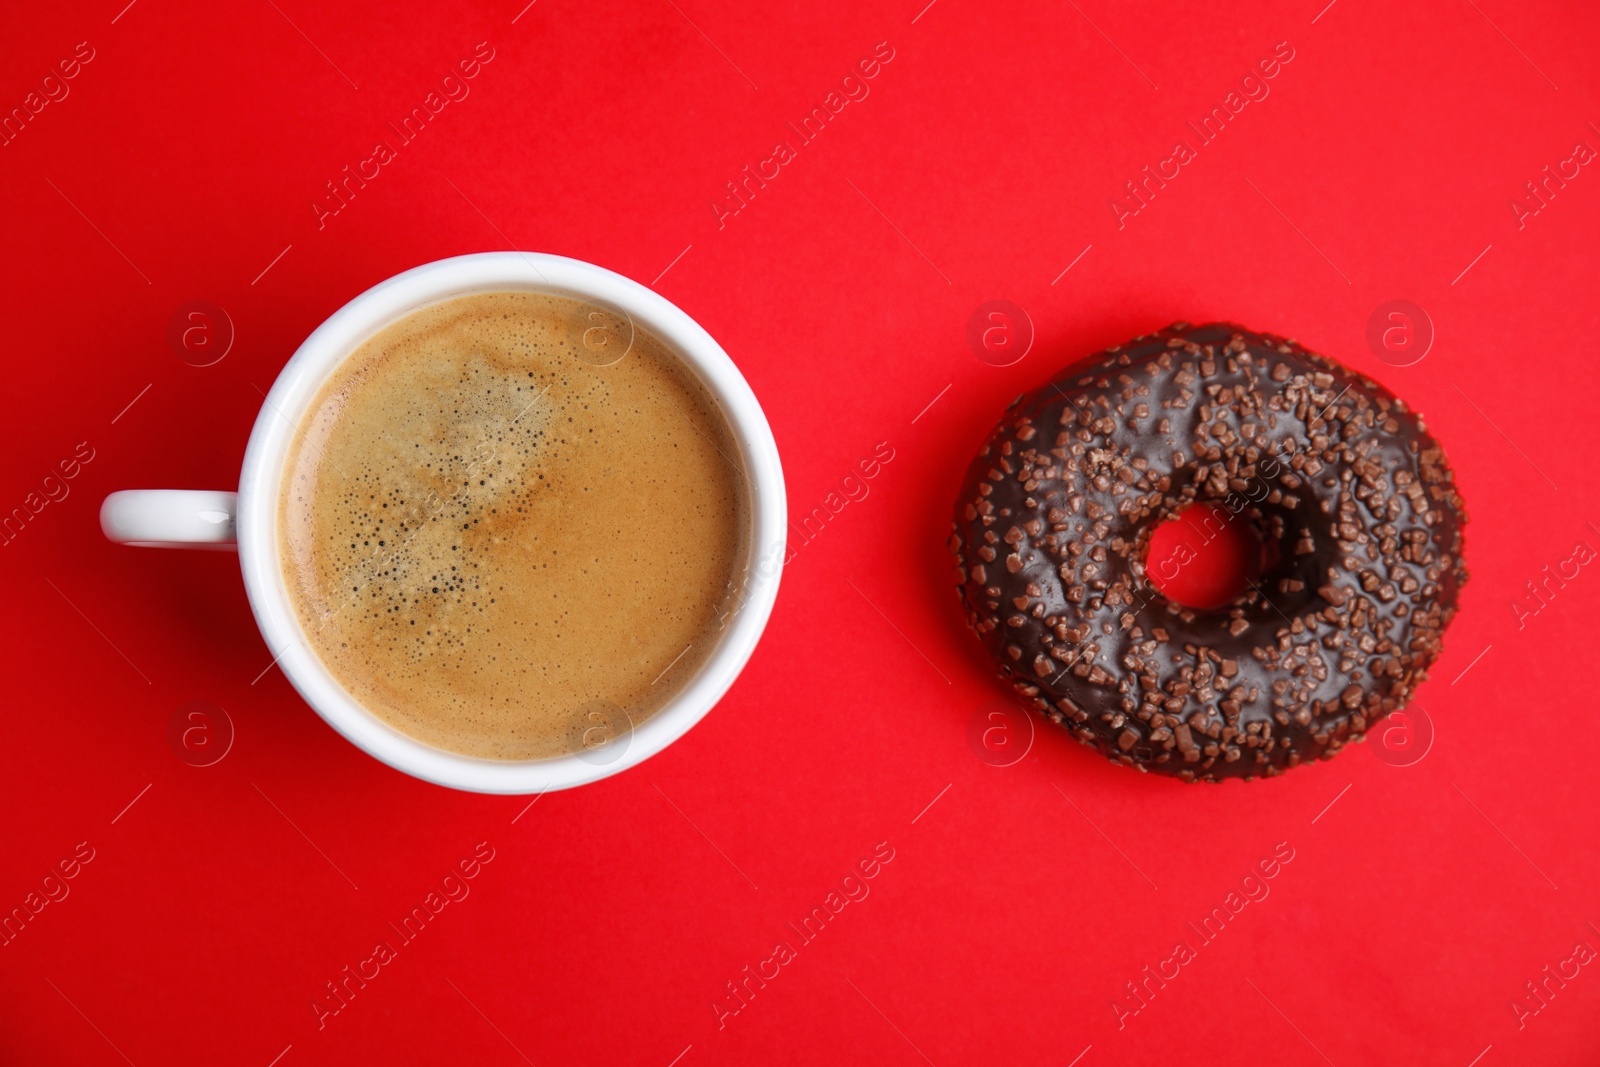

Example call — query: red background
[2,0,1598,1063]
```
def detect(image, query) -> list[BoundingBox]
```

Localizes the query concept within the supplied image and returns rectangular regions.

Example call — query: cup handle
[100,490,238,551]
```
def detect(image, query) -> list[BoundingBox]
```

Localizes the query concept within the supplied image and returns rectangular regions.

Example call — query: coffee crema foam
[278,291,749,760]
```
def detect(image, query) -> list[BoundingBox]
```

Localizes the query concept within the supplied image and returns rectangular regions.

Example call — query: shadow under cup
[236,255,780,793]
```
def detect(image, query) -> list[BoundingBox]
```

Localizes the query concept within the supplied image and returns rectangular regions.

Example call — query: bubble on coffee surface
[278,291,748,761]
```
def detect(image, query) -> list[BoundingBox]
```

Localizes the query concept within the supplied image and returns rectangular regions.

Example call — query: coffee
[278,291,749,760]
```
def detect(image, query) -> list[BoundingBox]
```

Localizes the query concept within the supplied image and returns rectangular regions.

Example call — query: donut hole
[1145,504,1264,611]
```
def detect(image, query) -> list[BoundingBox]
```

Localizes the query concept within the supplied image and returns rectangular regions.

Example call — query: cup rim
[236,252,786,794]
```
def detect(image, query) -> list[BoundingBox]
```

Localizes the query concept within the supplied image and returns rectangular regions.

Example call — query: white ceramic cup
[101,252,786,794]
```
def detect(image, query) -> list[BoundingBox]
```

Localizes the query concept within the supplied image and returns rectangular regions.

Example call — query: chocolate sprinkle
[949,323,1469,782]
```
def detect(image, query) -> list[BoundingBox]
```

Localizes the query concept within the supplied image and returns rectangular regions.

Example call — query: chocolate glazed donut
[949,323,1468,782]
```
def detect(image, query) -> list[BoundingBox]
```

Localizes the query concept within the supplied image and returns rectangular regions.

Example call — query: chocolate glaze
[949,323,1468,781]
